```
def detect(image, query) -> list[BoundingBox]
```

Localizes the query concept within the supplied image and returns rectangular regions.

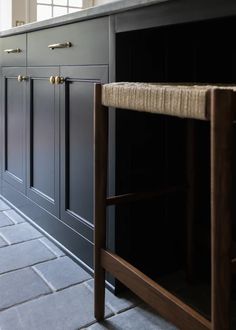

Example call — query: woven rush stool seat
[102,82,236,119]
[94,82,236,330]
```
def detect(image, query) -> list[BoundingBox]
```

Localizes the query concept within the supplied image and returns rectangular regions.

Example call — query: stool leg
[186,120,196,282]
[210,89,234,330]
[94,84,109,321]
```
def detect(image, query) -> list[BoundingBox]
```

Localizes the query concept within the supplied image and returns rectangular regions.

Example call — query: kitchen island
[0,0,236,292]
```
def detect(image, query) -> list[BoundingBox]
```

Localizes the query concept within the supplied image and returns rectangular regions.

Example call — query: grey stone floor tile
[39,237,65,257]
[3,210,25,224]
[0,201,11,211]
[85,279,140,314]
[0,222,42,245]
[0,284,113,330]
[33,256,91,291]
[0,267,51,311]
[0,213,14,228]
[0,237,8,248]
[86,305,178,330]
[0,240,56,274]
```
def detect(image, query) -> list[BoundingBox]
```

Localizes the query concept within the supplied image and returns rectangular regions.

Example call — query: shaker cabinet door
[60,66,108,240]
[2,67,27,193]
[26,67,60,217]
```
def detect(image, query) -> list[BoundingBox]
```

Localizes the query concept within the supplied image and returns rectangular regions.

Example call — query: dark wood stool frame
[94,83,236,330]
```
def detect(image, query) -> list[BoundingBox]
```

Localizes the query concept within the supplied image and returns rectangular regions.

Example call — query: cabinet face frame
[60,65,108,241]
[26,67,60,217]
[2,67,27,194]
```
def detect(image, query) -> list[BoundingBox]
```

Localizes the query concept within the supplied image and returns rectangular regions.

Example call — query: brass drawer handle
[4,48,22,54]
[48,42,72,50]
[17,75,28,82]
[55,76,65,85]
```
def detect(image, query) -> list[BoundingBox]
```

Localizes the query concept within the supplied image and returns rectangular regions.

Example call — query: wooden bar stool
[94,83,236,330]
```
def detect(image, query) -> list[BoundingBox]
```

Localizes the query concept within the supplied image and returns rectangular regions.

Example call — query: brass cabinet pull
[17,75,28,82]
[49,76,55,84]
[50,76,65,85]
[55,76,65,85]
[4,48,22,54]
[48,42,72,50]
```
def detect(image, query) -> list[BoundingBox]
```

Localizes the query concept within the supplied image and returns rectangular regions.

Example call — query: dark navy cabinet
[0,16,110,276]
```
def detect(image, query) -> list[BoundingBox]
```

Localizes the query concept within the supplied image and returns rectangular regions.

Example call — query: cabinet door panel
[60,66,108,239]
[69,82,93,221]
[2,67,26,193]
[32,79,55,199]
[27,67,59,216]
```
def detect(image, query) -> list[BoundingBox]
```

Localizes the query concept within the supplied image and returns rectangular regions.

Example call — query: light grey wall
[0,0,12,30]
[0,0,37,29]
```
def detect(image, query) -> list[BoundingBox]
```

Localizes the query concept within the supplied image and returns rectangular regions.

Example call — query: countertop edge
[0,0,169,37]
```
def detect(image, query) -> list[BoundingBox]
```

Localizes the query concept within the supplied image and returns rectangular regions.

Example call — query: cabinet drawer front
[27,17,109,66]
[1,35,26,66]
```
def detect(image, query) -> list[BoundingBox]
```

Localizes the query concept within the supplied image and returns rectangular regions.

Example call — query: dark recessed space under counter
[114,16,236,319]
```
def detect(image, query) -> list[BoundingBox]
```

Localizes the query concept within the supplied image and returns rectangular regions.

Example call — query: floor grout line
[0,223,15,229]
[0,291,53,314]
[2,211,22,225]
[0,255,58,277]
[39,237,65,257]
[0,277,94,316]
[31,266,56,292]
[0,235,46,249]
[0,234,10,246]
[31,265,93,294]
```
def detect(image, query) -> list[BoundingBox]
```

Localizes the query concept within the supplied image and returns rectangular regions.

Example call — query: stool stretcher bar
[101,249,211,330]
[106,185,186,206]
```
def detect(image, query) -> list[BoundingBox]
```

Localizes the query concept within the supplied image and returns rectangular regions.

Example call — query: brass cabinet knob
[55,76,60,85]
[55,76,65,85]
[49,76,55,84]
[17,75,28,82]
[59,77,65,84]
